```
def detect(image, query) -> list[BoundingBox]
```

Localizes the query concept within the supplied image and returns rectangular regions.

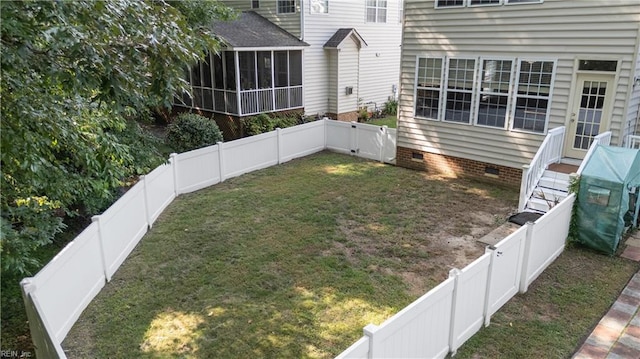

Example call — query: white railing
[20,120,397,359]
[626,134,640,149]
[338,194,575,359]
[577,131,612,174]
[238,86,304,116]
[518,127,565,212]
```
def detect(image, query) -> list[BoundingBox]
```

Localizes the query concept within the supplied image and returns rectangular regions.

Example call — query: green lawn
[455,244,639,358]
[63,151,518,358]
[366,115,397,128]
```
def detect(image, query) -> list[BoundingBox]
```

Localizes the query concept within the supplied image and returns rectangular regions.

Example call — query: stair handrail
[518,126,565,212]
[576,131,612,175]
[626,134,640,149]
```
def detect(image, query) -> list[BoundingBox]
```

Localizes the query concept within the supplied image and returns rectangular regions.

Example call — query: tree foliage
[0,0,234,275]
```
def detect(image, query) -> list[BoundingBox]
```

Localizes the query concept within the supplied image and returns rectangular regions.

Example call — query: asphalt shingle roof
[323,28,367,48]
[212,11,309,48]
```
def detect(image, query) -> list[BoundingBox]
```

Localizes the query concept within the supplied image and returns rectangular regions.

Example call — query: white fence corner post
[448,268,462,356]
[217,141,225,182]
[483,245,497,327]
[170,153,179,196]
[323,118,328,150]
[92,215,111,282]
[363,323,378,359]
[519,222,535,293]
[276,128,282,165]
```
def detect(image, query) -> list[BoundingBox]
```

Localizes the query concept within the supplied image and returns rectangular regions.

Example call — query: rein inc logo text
[0,350,32,358]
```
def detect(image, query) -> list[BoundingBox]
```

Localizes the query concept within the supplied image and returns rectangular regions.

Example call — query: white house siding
[327,49,338,111]
[398,0,640,169]
[336,38,360,115]
[222,1,302,38]
[301,0,403,116]
[624,39,640,145]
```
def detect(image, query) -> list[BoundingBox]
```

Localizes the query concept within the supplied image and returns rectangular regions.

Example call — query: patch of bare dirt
[330,192,516,297]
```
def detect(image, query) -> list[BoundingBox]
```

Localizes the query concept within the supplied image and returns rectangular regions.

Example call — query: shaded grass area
[1,218,89,355]
[366,115,396,128]
[64,151,517,358]
[454,245,639,359]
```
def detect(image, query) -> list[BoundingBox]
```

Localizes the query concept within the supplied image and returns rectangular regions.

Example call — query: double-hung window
[511,60,554,133]
[277,0,296,14]
[414,56,555,134]
[366,0,387,23]
[476,59,513,128]
[415,58,444,120]
[443,58,476,124]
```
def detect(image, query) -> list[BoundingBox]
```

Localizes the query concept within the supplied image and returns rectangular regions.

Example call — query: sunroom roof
[212,11,309,49]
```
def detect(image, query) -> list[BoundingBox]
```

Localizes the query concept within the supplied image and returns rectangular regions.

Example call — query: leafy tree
[0,0,234,275]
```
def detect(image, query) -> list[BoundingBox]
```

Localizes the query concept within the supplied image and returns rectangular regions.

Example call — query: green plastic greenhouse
[576,146,640,255]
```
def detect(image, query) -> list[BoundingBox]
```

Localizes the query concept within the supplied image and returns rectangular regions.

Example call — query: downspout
[299,0,305,41]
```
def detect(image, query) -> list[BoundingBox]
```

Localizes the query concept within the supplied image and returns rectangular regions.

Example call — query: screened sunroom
[175,11,309,117]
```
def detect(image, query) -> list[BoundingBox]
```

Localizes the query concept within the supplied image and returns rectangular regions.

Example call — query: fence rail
[20,120,397,359]
[21,118,574,359]
[338,194,576,359]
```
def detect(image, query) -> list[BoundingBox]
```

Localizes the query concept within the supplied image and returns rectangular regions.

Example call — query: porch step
[538,175,570,192]
[525,169,572,213]
[542,169,571,183]
[531,186,569,203]
[527,197,558,213]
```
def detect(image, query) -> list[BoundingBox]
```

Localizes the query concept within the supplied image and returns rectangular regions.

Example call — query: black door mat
[508,212,543,226]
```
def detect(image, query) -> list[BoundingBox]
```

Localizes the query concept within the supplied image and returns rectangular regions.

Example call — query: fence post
[276,128,282,165]
[323,118,328,150]
[483,246,496,327]
[519,222,535,293]
[217,141,225,182]
[92,215,111,282]
[363,323,378,359]
[141,175,152,229]
[170,153,179,196]
[448,268,461,356]
[379,126,387,163]
[350,121,358,155]
[518,164,531,212]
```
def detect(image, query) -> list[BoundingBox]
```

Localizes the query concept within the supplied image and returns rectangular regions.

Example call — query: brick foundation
[396,146,522,186]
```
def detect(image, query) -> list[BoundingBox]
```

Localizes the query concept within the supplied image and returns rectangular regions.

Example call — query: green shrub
[242,114,299,136]
[384,98,398,116]
[165,113,223,153]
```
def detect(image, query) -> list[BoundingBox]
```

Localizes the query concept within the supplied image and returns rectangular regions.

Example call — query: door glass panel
[573,80,606,150]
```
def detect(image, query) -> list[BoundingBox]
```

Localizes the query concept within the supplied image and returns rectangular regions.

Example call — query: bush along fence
[336,193,576,359]
[19,119,396,359]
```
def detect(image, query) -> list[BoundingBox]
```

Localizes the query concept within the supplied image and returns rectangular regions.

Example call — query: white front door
[564,73,614,159]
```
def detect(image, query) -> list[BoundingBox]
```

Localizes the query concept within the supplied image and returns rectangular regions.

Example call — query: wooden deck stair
[525,162,579,213]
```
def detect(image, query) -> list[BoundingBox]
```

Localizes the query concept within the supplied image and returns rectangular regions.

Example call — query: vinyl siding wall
[336,38,360,114]
[399,0,640,169]
[301,0,403,116]
[223,0,302,38]
[623,38,640,144]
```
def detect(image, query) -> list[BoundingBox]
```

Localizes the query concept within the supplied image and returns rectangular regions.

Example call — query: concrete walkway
[573,231,640,358]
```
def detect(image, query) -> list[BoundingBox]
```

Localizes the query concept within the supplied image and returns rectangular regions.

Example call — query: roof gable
[212,11,309,49]
[323,28,368,49]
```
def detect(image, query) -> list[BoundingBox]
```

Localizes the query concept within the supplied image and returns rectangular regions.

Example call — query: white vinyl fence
[337,194,576,359]
[19,120,396,359]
